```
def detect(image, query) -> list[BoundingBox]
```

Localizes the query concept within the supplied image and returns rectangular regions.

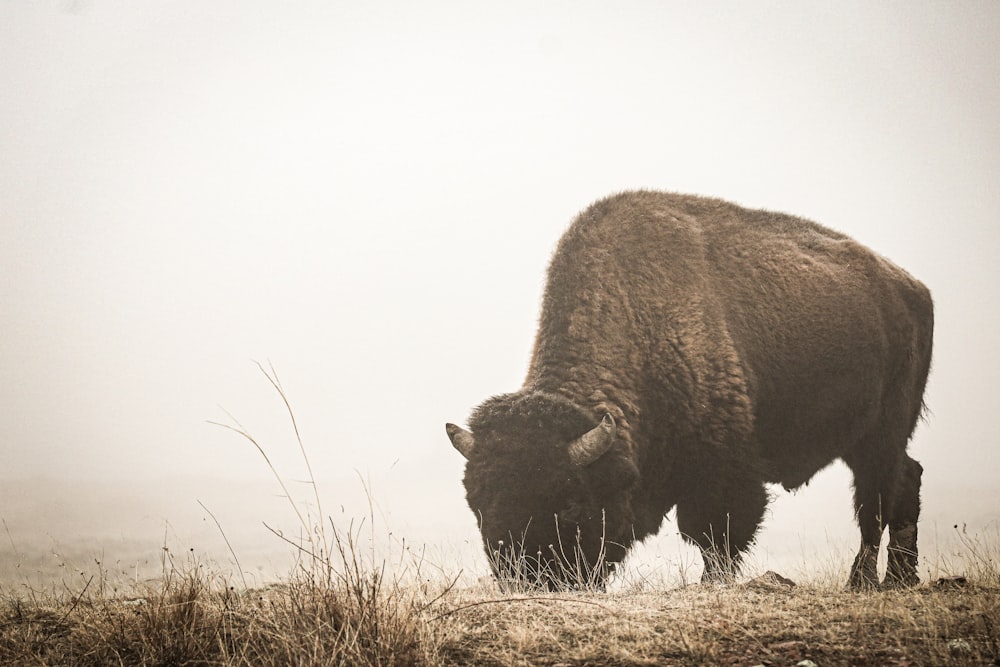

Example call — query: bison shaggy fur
[446,190,933,590]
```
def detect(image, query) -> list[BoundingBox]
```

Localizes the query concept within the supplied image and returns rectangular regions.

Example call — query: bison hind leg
[845,444,923,590]
[676,474,768,584]
[884,456,923,588]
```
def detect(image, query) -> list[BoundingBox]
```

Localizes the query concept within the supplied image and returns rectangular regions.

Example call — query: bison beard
[446,190,933,591]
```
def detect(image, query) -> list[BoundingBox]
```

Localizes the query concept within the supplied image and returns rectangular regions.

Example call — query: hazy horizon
[2,1,998,586]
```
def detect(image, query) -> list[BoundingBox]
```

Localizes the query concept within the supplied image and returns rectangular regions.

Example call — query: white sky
[2,1,999,581]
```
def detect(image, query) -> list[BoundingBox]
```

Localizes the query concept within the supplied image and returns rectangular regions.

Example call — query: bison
[446,190,933,590]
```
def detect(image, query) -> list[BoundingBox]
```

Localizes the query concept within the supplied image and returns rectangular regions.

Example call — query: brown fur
[449,190,933,589]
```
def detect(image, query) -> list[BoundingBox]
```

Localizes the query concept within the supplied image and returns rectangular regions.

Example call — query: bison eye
[557,502,586,524]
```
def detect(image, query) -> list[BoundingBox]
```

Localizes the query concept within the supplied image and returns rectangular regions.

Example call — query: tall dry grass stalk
[0,362,447,666]
[204,361,454,665]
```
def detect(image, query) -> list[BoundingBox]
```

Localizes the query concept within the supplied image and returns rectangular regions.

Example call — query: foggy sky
[2,1,999,581]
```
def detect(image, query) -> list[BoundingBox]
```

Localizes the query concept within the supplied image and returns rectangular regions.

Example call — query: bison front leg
[676,475,768,584]
[846,492,886,590]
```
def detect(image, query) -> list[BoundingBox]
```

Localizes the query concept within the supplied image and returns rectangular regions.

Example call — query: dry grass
[0,562,438,666]
[2,562,998,666]
[432,578,1000,666]
[4,367,997,665]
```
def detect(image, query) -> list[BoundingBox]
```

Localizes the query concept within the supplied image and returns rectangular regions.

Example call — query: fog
[2,1,999,586]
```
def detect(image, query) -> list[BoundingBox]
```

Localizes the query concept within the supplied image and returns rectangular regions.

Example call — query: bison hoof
[882,572,920,589]
[847,578,880,592]
[700,567,738,586]
[847,569,881,591]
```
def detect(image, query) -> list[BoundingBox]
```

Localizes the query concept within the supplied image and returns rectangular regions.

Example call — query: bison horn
[568,414,616,467]
[446,423,475,459]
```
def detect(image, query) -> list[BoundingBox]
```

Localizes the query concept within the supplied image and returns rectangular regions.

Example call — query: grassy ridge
[436,581,1000,666]
[5,369,995,665]
[1,561,998,666]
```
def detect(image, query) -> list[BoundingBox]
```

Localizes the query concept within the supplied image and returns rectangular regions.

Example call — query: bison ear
[568,414,616,467]
[445,423,475,459]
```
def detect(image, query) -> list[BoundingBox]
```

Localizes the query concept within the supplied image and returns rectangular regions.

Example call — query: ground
[433,578,999,666]
[3,569,997,666]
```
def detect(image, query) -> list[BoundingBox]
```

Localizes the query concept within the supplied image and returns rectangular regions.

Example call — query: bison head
[446,391,639,590]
